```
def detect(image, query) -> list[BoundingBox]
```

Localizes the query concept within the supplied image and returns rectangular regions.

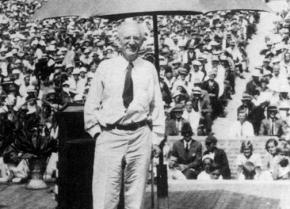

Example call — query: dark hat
[260,77,269,84]
[241,93,252,101]
[171,104,184,112]
[267,105,278,112]
[163,65,172,73]
[205,134,218,144]
[178,67,188,75]
[181,122,193,136]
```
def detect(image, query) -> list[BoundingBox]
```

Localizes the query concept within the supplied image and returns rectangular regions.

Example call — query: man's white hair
[117,19,145,39]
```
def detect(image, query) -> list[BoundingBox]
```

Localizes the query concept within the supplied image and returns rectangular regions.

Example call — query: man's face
[210,169,221,179]
[243,147,252,158]
[206,141,215,152]
[269,111,276,119]
[193,65,199,72]
[185,102,192,112]
[273,65,280,76]
[119,24,143,61]
[175,111,183,119]
[238,112,247,123]
[267,141,277,155]
[285,53,290,62]
[203,158,212,173]
[165,72,173,79]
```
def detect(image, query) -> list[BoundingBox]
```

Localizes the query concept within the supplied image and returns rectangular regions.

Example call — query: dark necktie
[122,62,134,108]
[185,142,189,153]
[193,101,199,112]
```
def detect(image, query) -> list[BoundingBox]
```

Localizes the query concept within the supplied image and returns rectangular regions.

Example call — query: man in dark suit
[169,122,202,179]
[165,104,187,136]
[203,135,231,179]
[245,68,261,97]
[259,106,287,137]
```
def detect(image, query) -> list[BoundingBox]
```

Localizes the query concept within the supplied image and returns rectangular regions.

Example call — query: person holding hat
[259,106,286,137]
[203,134,231,179]
[236,140,262,180]
[165,104,186,136]
[197,154,218,180]
[172,67,190,95]
[169,122,202,179]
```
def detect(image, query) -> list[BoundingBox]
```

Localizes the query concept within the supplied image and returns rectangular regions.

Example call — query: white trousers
[92,126,152,209]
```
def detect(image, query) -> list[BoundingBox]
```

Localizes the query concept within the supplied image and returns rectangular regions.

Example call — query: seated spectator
[165,104,186,136]
[229,109,254,138]
[245,69,261,97]
[201,70,220,119]
[259,106,286,137]
[238,92,267,135]
[197,155,214,180]
[169,122,202,179]
[197,155,223,180]
[275,157,290,180]
[192,87,213,135]
[210,165,223,180]
[236,140,262,180]
[265,138,282,179]
[203,135,231,179]
[182,100,200,136]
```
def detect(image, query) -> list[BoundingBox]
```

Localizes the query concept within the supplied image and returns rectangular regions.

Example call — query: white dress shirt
[84,55,165,145]
[229,120,254,139]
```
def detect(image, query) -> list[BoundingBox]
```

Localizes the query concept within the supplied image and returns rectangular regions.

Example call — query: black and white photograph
[0,0,290,209]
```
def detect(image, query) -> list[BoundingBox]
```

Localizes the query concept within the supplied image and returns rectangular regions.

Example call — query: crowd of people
[0,0,289,184]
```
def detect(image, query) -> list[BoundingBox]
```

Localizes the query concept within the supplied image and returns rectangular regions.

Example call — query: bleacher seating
[167,136,274,178]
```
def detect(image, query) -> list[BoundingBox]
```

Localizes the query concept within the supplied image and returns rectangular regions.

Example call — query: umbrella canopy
[202,0,271,13]
[33,0,205,20]
[33,0,271,72]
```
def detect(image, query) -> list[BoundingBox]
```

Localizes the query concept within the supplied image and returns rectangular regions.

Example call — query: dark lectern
[55,105,125,209]
[55,105,94,209]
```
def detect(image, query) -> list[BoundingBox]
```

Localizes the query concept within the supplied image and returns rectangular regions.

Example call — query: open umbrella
[201,0,271,13]
[33,0,271,71]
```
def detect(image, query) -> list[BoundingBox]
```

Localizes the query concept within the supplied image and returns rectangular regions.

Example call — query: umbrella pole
[152,15,160,74]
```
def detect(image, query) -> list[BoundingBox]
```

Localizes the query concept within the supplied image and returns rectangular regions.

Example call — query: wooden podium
[55,105,94,209]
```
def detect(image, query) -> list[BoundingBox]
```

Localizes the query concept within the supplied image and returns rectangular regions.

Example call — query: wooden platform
[1,181,289,209]
[0,184,57,209]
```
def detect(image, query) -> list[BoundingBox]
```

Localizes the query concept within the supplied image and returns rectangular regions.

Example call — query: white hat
[66,63,74,69]
[79,67,87,73]
[84,48,91,54]
[192,60,201,66]
[46,44,56,51]
[27,85,36,92]
[72,68,80,75]
[12,69,21,74]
